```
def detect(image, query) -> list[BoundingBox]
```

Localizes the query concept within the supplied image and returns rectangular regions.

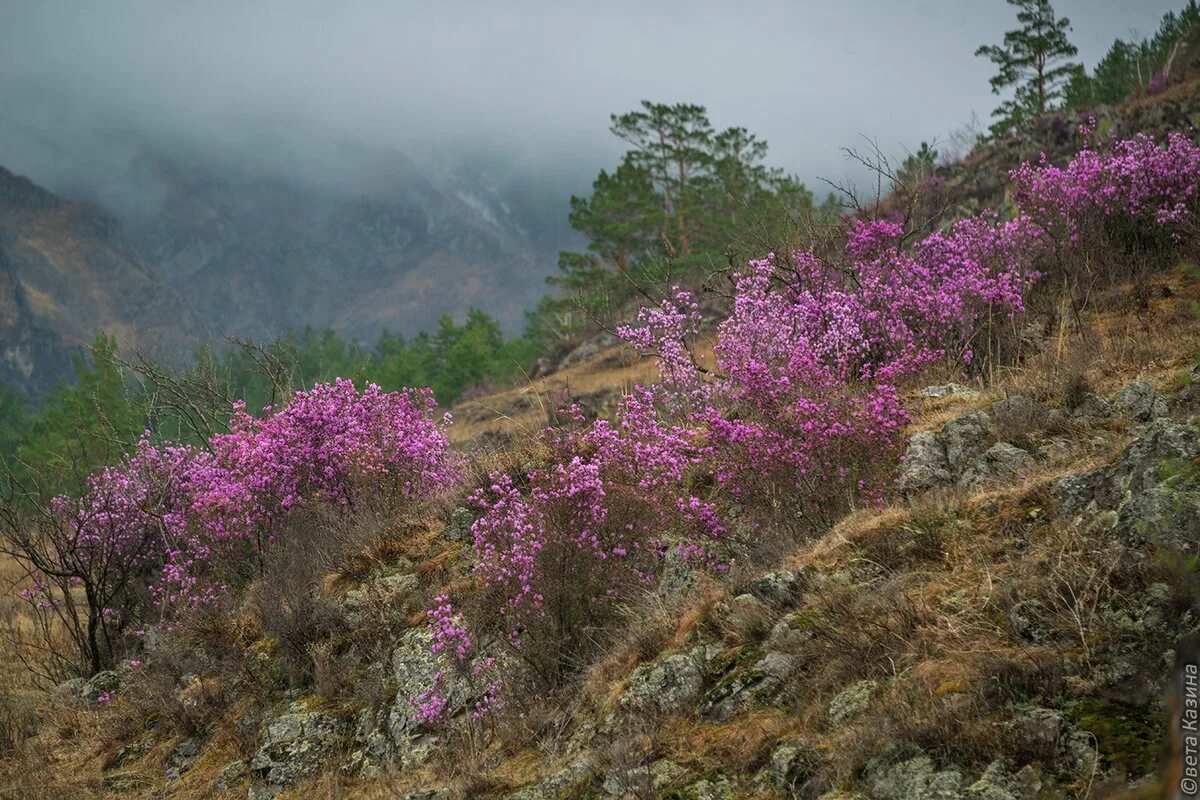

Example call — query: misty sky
[0,0,1181,198]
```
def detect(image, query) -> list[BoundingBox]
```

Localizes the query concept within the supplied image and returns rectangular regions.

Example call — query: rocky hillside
[0,167,198,395]
[5,269,1198,800]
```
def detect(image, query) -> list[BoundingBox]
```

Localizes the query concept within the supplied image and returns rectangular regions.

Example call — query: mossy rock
[1065,698,1162,777]
[781,609,828,633]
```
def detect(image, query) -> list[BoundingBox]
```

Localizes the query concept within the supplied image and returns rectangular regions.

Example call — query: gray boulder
[989,395,1045,431]
[957,442,1034,490]
[769,739,821,793]
[81,670,119,703]
[865,754,963,800]
[827,680,876,728]
[443,506,475,542]
[747,569,802,607]
[211,759,248,792]
[249,703,349,797]
[504,754,598,800]
[940,411,996,474]
[620,644,716,716]
[602,757,683,799]
[918,383,979,398]
[1112,380,1170,422]
[1058,418,1200,551]
[899,431,952,492]
[387,627,473,768]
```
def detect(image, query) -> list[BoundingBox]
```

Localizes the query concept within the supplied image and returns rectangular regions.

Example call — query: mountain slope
[117,148,571,343]
[0,167,198,395]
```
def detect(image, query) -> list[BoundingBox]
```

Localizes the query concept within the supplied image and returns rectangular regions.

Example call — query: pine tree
[976,0,1079,137]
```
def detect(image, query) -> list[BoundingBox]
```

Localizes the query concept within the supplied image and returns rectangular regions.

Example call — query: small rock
[899,431,952,491]
[747,570,801,607]
[53,677,86,703]
[828,680,876,728]
[81,670,119,703]
[602,757,682,799]
[1113,379,1169,422]
[211,759,248,792]
[957,442,1034,489]
[918,383,979,398]
[443,506,474,542]
[1070,392,1112,419]
[620,645,715,716]
[769,739,821,793]
[865,753,963,800]
[249,703,349,797]
[989,395,1044,430]
[940,411,996,474]
[724,593,772,640]
[504,754,598,800]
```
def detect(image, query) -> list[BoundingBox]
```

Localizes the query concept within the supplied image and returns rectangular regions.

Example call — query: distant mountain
[0,166,198,396]
[115,147,574,343]
[0,139,580,397]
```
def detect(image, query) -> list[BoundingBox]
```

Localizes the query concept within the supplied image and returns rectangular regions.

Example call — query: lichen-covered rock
[620,644,716,716]
[386,627,472,768]
[503,754,598,800]
[81,670,119,703]
[769,739,821,793]
[1112,379,1170,422]
[865,753,963,800]
[747,569,802,607]
[918,383,979,398]
[166,736,203,780]
[443,506,475,542]
[723,593,772,638]
[249,703,349,797]
[989,395,1045,431]
[940,411,996,474]
[211,759,248,792]
[676,775,736,800]
[1071,392,1112,419]
[899,431,952,492]
[1057,418,1200,552]
[964,760,1042,800]
[602,757,683,799]
[335,569,418,627]
[827,680,875,728]
[957,442,1034,489]
[53,677,86,703]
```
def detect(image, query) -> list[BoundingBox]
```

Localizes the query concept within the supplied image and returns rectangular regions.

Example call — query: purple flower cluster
[468,386,724,652]
[46,380,458,626]
[1011,128,1200,240]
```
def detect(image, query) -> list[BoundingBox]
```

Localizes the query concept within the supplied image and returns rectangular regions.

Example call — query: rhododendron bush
[618,216,1040,520]
[13,379,457,669]
[1011,127,1200,278]
[424,131,1200,712]
[468,388,725,685]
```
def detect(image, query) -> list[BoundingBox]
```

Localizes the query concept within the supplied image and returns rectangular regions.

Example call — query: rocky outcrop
[249,703,350,798]
[1058,417,1200,552]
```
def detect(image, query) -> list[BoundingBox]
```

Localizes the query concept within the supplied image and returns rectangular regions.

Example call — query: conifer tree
[976,0,1080,136]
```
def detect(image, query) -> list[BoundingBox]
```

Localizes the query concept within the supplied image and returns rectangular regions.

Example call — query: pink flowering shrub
[468,388,725,684]
[410,595,501,727]
[619,215,1039,521]
[1010,128,1200,279]
[18,380,458,671]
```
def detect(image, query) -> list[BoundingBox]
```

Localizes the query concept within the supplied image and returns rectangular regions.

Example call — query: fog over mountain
[0,0,1180,356]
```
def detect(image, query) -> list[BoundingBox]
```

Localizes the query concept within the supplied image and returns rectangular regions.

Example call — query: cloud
[0,0,1180,204]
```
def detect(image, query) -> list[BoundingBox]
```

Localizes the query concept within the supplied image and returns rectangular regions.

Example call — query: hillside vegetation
[3,5,1200,800]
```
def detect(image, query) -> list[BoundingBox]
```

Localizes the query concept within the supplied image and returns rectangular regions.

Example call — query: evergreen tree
[976,0,1080,136]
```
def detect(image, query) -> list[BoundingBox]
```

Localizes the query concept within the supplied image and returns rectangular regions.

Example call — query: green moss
[781,609,828,632]
[1066,698,1162,776]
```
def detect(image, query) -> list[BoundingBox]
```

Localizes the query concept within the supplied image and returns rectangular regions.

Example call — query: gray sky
[0,0,1180,195]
